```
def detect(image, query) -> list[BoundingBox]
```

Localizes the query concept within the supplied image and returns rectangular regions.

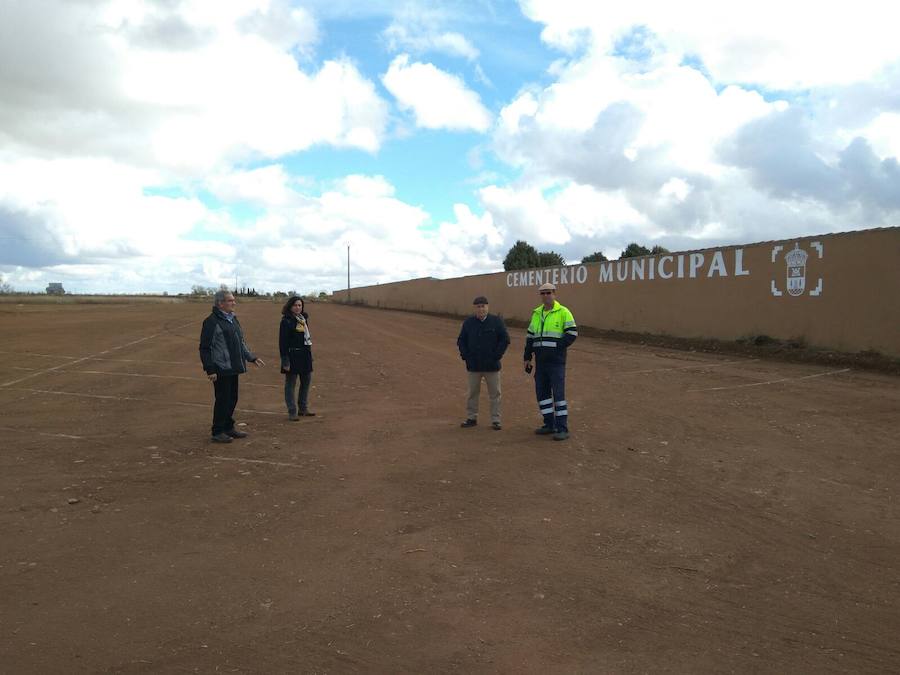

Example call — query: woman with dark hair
[279,295,314,420]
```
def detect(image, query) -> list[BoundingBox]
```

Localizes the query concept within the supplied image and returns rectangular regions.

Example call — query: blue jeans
[534,362,568,432]
[284,371,312,414]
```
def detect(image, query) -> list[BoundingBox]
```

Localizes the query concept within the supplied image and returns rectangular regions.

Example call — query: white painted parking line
[0,350,194,366]
[689,367,851,392]
[617,358,754,375]
[0,350,80,359]
[0,425,84,440]
[57,369,279,389]
[5,387,283,416]
[208,456,306,469]
[0,319,198,387]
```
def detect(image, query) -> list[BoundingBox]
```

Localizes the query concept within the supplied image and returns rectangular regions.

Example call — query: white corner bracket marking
[771,245,784,263]
[811,241,824,258]
[810,279,823,296]
[771,280,783,297]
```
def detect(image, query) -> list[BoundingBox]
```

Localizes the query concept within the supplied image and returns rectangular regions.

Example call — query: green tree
[650,245,670,255]
[537,251,565,267]
[619,243,651,259]
[503,240,540,271]
[581,251,608,263]
[0,274,13,294]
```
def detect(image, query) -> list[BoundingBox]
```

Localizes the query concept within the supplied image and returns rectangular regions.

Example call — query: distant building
[46,282,65,295]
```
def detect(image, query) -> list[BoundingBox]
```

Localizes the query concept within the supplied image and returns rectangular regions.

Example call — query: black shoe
[226,429,248,439]
[553,431,570,441]
[301,411,316,417]
[211,432,233,443]
[288,412,300,421]
[492,422,502,430]
[460,419,477,428]
[534,426,554,435]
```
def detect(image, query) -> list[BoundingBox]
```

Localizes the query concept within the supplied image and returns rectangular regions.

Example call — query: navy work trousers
[534,362,568,432]
[211,374,239,436]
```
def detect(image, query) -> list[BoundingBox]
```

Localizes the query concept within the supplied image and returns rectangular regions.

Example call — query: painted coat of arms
[785,244,808,296]
[770,241,823,297]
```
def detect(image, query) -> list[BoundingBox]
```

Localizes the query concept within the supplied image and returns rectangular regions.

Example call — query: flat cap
[538,282,557,292]
[472,295,489,305]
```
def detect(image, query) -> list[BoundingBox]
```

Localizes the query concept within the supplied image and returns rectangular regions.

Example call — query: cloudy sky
[1,0,898,294]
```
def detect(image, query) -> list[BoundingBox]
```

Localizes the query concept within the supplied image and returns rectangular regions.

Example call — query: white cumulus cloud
[0,0,389,172]
[382,54,492,132]
[518,0,900,89]
[382,4,480,61]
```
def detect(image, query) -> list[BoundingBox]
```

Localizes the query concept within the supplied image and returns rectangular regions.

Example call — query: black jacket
[457,314,510,372]
[279,313,313,373]
[199,306,257,376]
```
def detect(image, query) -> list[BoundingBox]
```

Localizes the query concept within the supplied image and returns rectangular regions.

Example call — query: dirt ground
[1,299,898,674]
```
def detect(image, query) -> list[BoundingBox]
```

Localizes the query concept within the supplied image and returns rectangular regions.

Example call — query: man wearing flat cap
[524,282,577,441]
[457,295,510,430]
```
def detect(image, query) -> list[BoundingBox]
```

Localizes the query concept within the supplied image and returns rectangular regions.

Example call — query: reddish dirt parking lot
[1,299,898,673]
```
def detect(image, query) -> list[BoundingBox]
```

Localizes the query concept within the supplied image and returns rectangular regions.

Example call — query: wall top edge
[338,225,899,294]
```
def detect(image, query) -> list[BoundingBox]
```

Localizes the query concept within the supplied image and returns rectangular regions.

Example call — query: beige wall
[334,227,900,356]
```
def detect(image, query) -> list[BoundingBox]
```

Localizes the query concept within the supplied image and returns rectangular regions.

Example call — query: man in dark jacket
[199,290,265,443]
[457,295,510,430]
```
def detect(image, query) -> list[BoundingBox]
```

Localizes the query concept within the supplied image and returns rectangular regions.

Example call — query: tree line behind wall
[502,241,670,271]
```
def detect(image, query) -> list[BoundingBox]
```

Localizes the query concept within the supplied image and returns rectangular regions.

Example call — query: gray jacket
[199,306,257,375]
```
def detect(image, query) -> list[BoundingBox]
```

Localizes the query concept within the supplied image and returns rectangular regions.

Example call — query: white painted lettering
[560,267,569,284]
[528,270,535,286]
[648,258,655,280]
[507,273,513,287]
[689,253,704,278]
[599,263,613,283]
[658,256,673,279]
[552,267,560,285]
[677,255,685,278]
[616,262,628,282]
[631,258,645,280]
[576,266,588,283]
[734,248,750,276]
[707,251,727,277]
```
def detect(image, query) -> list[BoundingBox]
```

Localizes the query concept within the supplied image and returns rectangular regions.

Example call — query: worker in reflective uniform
[523,282,577,441]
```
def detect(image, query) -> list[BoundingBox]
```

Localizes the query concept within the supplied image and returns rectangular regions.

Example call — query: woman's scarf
[296,313,312,346]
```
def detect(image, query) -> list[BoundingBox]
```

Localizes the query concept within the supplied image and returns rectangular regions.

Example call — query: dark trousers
[211,374,239,435]
[535,362,569,432]
[284,371,313,414]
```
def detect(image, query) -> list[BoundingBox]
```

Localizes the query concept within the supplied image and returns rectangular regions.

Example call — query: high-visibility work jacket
[524,300,577,365]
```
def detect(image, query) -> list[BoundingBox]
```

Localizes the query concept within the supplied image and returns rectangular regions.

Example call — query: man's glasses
[539,291,553,295]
